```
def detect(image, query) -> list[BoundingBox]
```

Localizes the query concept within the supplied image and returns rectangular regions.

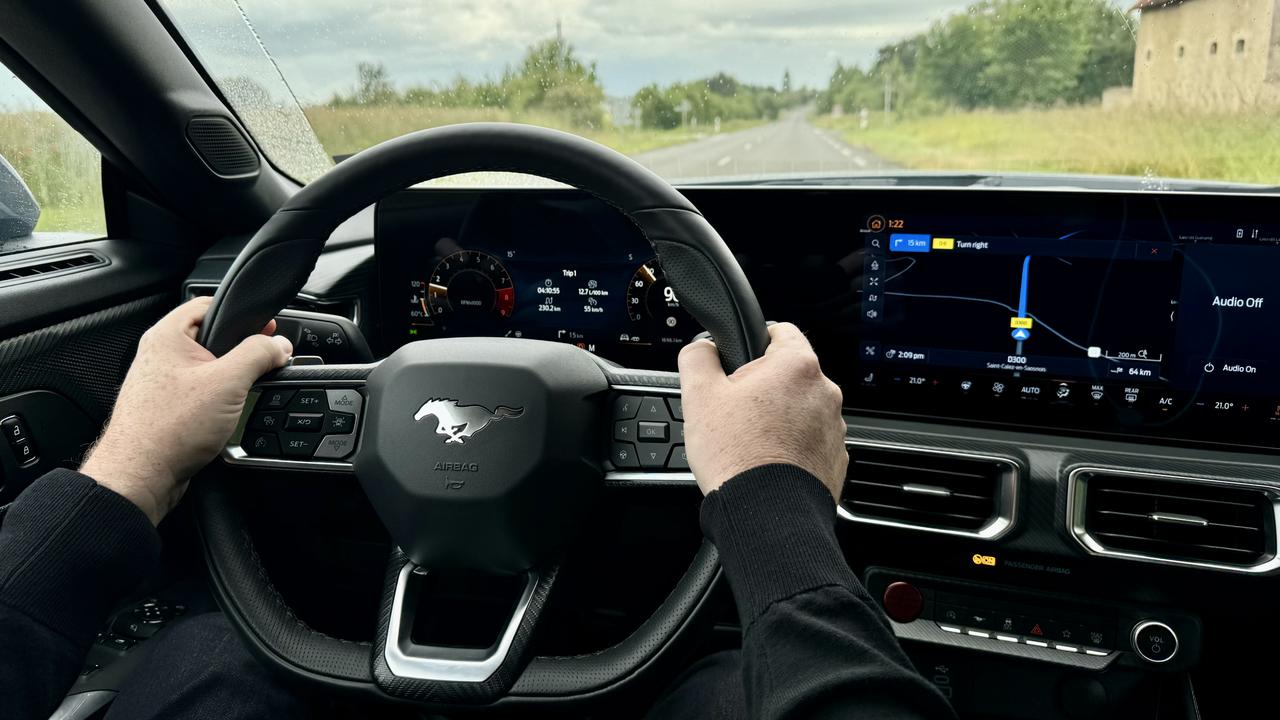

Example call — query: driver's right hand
[678,322,848,501]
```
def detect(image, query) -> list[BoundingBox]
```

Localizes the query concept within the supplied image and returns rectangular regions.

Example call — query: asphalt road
[632,110,895,181]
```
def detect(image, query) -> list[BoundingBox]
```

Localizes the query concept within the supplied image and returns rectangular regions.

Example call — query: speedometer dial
[626,258,689,343]
[424,250,515,319]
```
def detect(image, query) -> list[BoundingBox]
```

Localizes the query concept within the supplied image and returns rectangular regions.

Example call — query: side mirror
[0,153,40,240]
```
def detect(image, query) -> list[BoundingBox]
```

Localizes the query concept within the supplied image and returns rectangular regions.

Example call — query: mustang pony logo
[413,398,524,445]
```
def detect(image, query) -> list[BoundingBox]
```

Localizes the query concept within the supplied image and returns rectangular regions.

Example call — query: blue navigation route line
[1013,255,1032,356]
[1017,255,1031,319]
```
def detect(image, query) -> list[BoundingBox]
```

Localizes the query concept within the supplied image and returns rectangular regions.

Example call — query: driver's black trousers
[102,613,314,720]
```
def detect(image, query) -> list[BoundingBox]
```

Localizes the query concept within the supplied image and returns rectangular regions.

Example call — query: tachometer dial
[423,250,515,319]
[627,258,685,331]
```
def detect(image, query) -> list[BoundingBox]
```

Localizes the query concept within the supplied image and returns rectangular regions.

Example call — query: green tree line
[820,0,1135,116]
[631,72,812,130]
[331,37,607,128]
[330,36,810,131]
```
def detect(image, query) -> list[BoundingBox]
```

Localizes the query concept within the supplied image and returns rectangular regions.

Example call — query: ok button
[637,421,669,442]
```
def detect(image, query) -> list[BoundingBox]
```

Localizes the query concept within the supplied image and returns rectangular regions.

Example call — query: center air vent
[839,443,1018,539]
[1070,469,1280,573]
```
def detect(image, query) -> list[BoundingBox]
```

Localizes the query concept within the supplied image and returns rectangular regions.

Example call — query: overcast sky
[168,0,983,103]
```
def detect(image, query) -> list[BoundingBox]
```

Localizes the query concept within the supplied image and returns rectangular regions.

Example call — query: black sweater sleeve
[0,469,161,720]
[701,464,956,720]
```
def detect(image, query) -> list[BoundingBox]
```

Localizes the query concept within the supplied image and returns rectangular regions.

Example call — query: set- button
[242,388,362,460]
[610,393,686,471]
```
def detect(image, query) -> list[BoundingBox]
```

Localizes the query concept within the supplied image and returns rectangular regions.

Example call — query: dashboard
[375,187,1280,452]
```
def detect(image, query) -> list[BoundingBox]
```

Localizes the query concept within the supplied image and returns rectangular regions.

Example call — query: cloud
[160,0,974,102]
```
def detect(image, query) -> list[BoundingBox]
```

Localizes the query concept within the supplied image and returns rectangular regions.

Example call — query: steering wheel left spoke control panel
[224,384,364,468]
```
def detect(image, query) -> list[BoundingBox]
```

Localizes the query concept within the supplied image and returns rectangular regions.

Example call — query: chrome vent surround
[1068,468,1280,574]
[838,441,1019,539]
[0,252,106,286]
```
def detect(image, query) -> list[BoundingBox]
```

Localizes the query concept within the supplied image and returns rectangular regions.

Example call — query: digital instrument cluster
[377,191,697,369]
[377,186,1280,451]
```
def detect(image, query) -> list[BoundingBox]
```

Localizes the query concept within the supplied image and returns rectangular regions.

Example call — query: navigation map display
[846,193,1280,447]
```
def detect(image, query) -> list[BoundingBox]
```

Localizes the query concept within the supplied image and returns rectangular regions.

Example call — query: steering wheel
[194,124,770,708]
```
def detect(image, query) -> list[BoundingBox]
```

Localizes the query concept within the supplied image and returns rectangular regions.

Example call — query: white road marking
[716,155,732,167]
[841,148,852,157]
[743,142,752,151]
[854,156,868,168]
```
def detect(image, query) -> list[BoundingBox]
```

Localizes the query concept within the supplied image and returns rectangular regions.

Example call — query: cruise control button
[280,434,321,457]
[285,413,324,432]
[638,396,668,421]
[637,421,669,442]
[257,388,296,410]
[314,434,356,459]
[610,441,639,468]
[288,390,327,412]
[326,389,363,414]
[667,397,683,420]
[613,395,641,420]
[323,411,355,435]
[667,445,689,470]
[242,432,280,457]
[638,444,668,468]
[614,421,636,442]
[249,412,284,431]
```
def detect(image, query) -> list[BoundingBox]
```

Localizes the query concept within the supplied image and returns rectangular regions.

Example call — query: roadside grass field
[0,110,104,234]
[816,107,1280,185]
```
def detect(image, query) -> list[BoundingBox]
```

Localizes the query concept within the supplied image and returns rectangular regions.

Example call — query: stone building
[1130,0,1280,109]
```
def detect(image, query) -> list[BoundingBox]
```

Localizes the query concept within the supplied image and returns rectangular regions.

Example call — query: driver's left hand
[80,297,292,525]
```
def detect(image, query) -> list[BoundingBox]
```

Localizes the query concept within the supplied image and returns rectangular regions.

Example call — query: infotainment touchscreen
[838,192,1280,448]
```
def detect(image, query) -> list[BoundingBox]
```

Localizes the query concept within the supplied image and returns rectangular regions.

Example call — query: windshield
[159,0,1280,190]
